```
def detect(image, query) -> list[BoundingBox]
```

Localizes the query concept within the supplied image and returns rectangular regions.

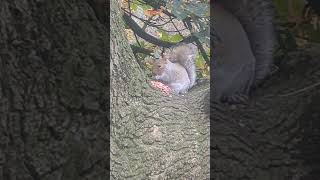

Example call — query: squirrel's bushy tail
[171,43,197,88]
[217,0,275,86]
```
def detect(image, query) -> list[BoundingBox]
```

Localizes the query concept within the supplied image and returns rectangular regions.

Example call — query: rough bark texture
[110,0,210,179]
[112,0,320,179]
[0,1,107,180]
[2,0,319,179]
[211,47,320,179]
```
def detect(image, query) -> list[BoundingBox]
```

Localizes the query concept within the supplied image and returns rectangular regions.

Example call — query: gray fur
[154,60,191,94]
[212,3,255,102]
[212,0,275,103]
[220,0,275,86]
[169,43,197,89]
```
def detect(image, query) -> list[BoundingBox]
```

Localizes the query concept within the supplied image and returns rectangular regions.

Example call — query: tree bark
[211,49,320,179]
[1,0,319,179]
[110,0,210,179]
[0,1,107,180]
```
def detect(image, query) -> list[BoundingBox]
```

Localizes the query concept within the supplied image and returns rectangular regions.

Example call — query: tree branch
[184,18,210,65]
[130,45,153,56]
[123,13,196,48]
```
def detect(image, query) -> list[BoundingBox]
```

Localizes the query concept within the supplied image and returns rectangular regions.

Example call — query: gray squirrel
[212,0,275,103]
[153,0,275,100]
[152,43,197,94]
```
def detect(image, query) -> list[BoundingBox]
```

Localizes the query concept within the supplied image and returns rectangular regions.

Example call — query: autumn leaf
[144,6,164,17]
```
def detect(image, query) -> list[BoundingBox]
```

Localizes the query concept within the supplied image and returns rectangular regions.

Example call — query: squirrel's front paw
[154,75,161,80]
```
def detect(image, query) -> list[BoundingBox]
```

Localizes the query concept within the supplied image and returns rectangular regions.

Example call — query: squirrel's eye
[158,65,162,68]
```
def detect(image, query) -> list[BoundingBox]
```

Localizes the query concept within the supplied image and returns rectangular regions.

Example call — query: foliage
[121,0,210,78]
[273,0,320,44]
[123,0,320,79]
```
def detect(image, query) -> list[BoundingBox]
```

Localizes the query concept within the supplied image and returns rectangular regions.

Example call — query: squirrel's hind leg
[169,82,189,95]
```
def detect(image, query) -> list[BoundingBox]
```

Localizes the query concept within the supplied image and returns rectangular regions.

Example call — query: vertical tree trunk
[110,0,210,179]
[0,1,107,179]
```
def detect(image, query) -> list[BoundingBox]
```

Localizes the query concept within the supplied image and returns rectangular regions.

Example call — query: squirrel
[211,0,275,103]
[152,43,197,94]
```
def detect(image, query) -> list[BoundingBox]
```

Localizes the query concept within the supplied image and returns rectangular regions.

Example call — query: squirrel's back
[218,0,275,86]
[212,3,256,102]
[169,43,197,88]
[212,0,275,103]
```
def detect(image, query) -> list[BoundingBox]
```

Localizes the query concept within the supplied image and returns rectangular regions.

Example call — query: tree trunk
[1,0,319,179]
[0,1,107,180]
[211,49,320,179]
[110,0,210,179]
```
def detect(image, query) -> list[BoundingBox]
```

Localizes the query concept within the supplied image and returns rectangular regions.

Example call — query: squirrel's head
[152,55,170,75]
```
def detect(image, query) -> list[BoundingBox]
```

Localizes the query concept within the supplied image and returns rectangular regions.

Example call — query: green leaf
[195,54,204,68]
[140,3,153,11]
[130,3,138,12]
[169,34,183,43]
[158,29,170,41]
[172,0,188,20]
